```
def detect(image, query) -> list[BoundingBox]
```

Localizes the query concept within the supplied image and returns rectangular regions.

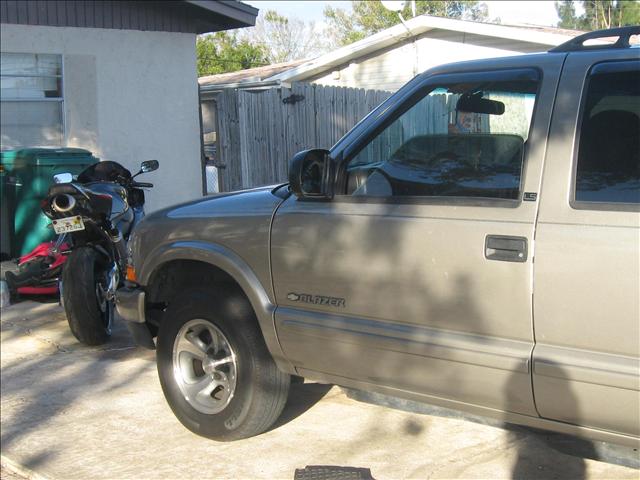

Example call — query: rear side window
[574,62,640,205]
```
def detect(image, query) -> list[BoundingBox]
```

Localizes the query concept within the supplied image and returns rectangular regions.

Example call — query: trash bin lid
[11,147,98,167]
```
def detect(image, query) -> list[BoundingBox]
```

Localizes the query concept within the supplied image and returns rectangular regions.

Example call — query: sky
[244,1,566,27]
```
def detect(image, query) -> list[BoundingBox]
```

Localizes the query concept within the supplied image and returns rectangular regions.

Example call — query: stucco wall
[1,24,202,212]
[311,29,550,92]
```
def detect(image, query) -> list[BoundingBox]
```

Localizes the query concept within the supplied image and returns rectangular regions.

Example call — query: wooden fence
[210,82,533,192]
[213,82,392,191]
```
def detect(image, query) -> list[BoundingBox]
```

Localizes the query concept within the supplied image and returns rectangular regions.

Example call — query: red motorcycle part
[14,241,68,296]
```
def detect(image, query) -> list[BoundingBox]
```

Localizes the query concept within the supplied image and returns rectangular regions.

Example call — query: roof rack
[550,25,640,53]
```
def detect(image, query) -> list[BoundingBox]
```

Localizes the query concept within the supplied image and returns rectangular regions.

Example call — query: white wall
[1,24,202,212]
[310,29,550,92]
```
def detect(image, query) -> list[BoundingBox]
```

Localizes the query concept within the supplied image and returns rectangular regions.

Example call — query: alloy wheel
[172,319,238,414]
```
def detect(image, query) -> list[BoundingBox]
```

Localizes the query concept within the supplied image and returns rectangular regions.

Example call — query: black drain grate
[294,465,376,480]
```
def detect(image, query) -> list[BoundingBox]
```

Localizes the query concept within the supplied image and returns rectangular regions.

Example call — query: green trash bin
[0,151,18,260]
[3,148,99,258]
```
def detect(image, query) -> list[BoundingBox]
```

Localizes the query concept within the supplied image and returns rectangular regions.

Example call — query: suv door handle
[485,235,527,262]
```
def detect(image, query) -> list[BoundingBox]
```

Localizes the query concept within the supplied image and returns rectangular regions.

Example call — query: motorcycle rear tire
[62,247,113,346]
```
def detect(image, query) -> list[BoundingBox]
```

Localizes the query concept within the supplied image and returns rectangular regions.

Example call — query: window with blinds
[1,53,64,149]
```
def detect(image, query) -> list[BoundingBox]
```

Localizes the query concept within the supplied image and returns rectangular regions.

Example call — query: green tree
[324,1,489,46]
[196,32,268,77]
[555,0,585,29]
[555,1,640,30]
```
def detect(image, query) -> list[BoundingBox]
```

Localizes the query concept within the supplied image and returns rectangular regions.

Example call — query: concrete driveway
[1,299,638,480]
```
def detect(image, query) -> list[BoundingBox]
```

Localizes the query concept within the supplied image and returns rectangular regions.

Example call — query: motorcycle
[41,159,159,345]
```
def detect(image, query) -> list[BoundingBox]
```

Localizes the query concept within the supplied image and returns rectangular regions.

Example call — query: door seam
[529,52,570,418]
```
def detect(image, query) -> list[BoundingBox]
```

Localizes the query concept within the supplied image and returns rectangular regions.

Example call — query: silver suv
[116,27,639,445]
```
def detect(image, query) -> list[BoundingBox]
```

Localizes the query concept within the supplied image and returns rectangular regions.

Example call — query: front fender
[140,240,295,374]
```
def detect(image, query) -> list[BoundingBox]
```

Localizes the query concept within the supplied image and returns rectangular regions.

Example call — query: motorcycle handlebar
[131,181,153,188]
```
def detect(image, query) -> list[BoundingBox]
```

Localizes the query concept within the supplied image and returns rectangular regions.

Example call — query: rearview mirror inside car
[456,92,505,115]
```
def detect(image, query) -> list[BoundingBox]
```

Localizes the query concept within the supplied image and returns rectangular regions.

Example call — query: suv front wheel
[156,287,290,440]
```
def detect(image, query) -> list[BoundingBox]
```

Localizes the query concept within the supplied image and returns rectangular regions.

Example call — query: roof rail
[550,25,640,53]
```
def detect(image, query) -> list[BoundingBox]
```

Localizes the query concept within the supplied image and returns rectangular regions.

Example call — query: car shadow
[10,293,60,304]
[510,425,640,473]
[270,381,333,431]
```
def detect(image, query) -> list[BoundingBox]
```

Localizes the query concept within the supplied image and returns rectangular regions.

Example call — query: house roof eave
[200,79,283,97]
[186,0,259,30]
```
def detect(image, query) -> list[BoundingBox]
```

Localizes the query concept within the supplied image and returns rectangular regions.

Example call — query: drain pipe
[398,12,419,77]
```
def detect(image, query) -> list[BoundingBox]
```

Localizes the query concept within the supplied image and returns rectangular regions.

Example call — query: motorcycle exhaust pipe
[51,194,76,213]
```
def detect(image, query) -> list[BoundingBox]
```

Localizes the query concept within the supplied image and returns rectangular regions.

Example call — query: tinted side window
[575,64,640,205]
[345,75,538,201]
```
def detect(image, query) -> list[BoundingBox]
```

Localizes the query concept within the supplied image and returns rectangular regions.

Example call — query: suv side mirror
[289,149,332,199]
[140,160,159,173]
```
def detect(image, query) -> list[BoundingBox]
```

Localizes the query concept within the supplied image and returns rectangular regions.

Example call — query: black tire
[157,287,290,441]
[62,247,113,346]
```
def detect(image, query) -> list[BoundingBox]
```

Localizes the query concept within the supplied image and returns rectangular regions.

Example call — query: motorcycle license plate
[52,216,85,234]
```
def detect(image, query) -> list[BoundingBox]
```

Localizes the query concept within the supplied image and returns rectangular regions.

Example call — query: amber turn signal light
[125,264,137,283]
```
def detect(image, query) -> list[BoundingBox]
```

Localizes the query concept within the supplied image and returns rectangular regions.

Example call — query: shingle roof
[198,60,306,87]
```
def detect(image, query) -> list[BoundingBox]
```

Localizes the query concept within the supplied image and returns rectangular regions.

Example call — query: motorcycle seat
[48,183,79,196]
